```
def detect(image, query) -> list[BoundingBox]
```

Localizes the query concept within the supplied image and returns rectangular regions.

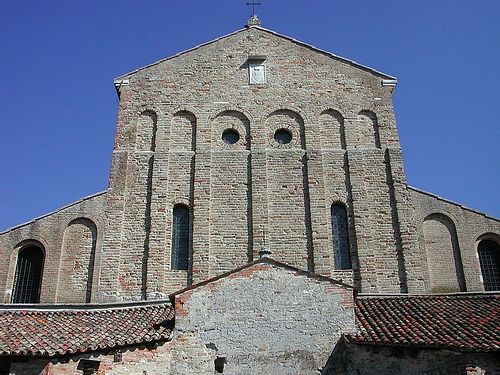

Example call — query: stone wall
[171,259,356,374]
[6,344,175,375]
[4,260,356,375]
[324,338,500,375]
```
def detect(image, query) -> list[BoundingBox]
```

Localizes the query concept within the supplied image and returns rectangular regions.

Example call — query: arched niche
[212,110,250,150]
[171,111,197,151]
[135,110,158,151]
[422,213,466,292]
[266,109,305,149]
[58,218,97,303]
[209,110,253,266]
[357,110,380,149]
[319,110,345,150]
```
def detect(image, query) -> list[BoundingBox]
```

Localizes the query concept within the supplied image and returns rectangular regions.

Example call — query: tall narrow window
[331,203,352,270]
[171,205,190,270]
[12,246,44,303]
[478,240,500,291]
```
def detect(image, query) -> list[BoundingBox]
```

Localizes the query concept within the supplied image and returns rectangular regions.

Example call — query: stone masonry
[170,259,356,374]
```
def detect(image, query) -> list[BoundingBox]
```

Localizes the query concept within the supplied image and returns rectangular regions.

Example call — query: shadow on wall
[322,337,499,375]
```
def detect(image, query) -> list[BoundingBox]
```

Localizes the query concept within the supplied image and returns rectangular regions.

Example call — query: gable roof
[348,293,500,353]
[0,301,173,357]
[114,25,396,85]
[170,256,355,299]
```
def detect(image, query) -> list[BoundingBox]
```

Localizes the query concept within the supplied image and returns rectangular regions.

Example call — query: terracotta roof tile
[348,293,500,352]
[0,302,174,357]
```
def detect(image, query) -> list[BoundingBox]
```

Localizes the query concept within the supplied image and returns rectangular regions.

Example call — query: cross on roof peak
[246,1,262,16]
[245,2,262,27]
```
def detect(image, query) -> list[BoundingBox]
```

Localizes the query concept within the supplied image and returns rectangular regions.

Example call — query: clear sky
[1,0,499,231]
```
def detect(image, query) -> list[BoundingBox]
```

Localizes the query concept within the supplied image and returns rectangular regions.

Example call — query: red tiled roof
[349,293,500,352]
[0,302,174,357]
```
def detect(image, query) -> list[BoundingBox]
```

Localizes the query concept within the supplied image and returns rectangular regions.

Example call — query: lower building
[1,257,498,374]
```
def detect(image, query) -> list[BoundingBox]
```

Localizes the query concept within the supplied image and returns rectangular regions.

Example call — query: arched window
[171,205,190,270]
[331,203,352,270]
[478,240,500,291]
[12,246,44,303]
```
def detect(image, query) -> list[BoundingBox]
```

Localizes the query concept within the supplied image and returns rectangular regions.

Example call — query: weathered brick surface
[7,344,175,375]
[0,192,106,303]
[99,26,427,299]
[172,261,356,374]
[1,26,499,305]
[409,187,500,292]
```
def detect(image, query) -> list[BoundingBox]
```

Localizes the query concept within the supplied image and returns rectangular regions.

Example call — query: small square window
[249,63,266,84]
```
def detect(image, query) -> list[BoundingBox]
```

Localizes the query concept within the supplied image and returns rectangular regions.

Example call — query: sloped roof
[114,25,396,83]
[407,186,500,222]
[170,256,355,298]
[3,265,497,359]
[348,293,500,352]
[0,190,107,235]
[0,302,173,357]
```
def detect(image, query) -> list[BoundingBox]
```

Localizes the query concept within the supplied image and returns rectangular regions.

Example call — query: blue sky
[1,0,499,231]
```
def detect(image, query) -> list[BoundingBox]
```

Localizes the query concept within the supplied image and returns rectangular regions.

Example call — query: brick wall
[2,26,499,304]
[99,26,419,300]
[0,192,106,304]
[409,187,500,292]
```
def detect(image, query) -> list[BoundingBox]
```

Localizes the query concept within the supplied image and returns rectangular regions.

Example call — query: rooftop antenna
[245,2,262,27]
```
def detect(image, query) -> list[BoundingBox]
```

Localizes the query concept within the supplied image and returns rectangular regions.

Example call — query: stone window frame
[218,126,246,149]
[222,128,241,145]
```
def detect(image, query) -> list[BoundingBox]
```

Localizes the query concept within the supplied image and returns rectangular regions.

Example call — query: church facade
[1,24,499,305]
[1,19,500,375]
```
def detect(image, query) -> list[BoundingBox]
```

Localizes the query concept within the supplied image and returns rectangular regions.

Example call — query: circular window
[274,129,292,144]
[222,129,240,144]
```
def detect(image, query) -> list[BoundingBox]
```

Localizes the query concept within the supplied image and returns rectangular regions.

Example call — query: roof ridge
[114,26,395,82]
[0,299,172,312]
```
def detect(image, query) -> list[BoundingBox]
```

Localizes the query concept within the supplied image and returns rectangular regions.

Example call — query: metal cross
[246,1,262,15]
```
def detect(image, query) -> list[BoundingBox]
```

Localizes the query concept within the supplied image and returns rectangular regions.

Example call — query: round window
[222,129,240,144]
[274,129,292,144]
